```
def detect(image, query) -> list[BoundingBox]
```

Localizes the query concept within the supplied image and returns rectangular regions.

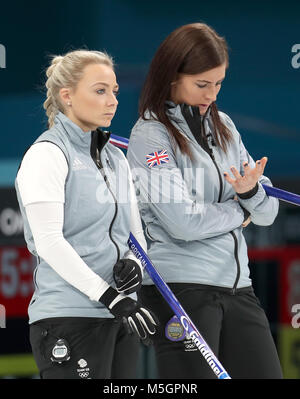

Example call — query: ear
[59,87,72,107]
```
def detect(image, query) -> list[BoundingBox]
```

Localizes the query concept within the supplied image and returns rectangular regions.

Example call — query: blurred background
[0,0,299,379]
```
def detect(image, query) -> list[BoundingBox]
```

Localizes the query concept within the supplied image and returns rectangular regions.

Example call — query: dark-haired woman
[127,23,283,379]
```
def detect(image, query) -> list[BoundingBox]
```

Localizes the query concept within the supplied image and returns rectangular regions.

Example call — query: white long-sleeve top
[16,141,147,302]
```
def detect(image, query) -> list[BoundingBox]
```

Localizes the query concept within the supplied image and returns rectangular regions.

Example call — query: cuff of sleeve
[237,183,259,200]
[236,182,267,214]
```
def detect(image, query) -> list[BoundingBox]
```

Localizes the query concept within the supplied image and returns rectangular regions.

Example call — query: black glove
[99,287,158,341]
[113,258,143,295]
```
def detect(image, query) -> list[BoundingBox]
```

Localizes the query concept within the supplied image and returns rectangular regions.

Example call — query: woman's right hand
[224,157,268,194]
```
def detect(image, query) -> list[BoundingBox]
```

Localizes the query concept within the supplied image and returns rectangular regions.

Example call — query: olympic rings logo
[79,372,89,378]
[185,344,196,349]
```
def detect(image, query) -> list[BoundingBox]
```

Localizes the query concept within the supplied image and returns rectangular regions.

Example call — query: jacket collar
[165,101,213,143]
[165,100,212,123]
[54,111,92,148]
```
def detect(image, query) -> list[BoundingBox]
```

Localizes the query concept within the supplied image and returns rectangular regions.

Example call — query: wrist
[99,286,122,310]
[99,286,135,320]
[237,183,259,200]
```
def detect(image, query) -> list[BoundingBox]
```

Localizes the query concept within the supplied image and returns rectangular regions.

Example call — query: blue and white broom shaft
[262,184,300,206]
[128,232,231,380]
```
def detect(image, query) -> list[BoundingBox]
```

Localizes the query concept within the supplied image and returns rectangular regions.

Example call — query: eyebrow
[91,81,119,89]
[196,76,225,83]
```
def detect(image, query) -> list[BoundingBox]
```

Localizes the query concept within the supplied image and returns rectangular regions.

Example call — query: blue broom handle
[128,233,231,379]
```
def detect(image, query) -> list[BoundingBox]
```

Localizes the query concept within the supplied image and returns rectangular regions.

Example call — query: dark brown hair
[139,22,232,157]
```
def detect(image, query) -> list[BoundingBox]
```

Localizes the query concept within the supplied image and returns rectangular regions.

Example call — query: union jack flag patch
[146,149,169,168]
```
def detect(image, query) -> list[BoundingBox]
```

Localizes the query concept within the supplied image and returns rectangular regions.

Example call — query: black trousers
[139,284,283,379]
[29,317,140,379]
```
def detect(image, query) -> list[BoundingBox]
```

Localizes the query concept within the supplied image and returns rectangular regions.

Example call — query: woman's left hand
[223,157,268,194]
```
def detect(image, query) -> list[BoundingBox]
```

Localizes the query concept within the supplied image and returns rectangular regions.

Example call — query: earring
[67,102,71,106]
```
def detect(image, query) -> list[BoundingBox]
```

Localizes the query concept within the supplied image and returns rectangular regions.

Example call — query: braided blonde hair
[43,50,114,128]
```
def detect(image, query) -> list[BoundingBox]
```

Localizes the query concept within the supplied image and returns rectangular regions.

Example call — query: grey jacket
[15,112,133,323]
[126,102,279,291]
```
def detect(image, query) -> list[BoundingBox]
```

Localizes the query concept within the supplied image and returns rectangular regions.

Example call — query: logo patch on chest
[72,157,87,171]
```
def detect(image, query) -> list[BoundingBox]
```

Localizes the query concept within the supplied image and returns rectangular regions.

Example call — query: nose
[107,91,118,107]
[204,85,219,102]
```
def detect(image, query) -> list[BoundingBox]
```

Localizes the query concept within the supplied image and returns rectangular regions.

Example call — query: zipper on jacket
[201,120,223,203]
[229,231,240,295]
[201,119,240,294]
[92,130,120,263]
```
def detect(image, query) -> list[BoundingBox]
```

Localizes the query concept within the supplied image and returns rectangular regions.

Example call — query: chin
[100,120,112,128]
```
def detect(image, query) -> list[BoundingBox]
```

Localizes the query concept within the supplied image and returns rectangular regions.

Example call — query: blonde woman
[15,50,157,379]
